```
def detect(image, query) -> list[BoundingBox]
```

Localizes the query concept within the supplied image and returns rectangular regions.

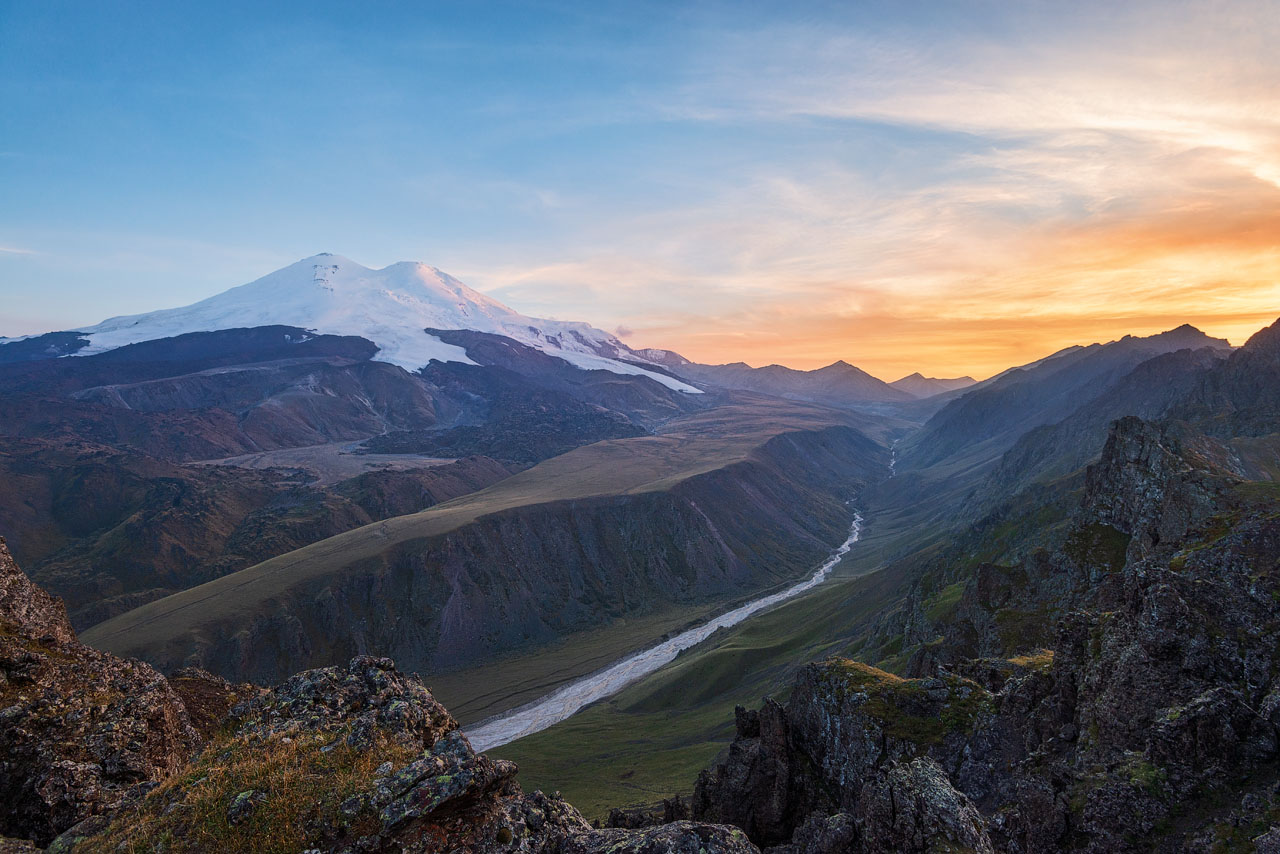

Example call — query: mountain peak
[66,255,701,394]
[297,251,361,268]
[1119,323,1230,351]
[889,372,978,398]
[814,359,862,374]
[1241,316,1280,357]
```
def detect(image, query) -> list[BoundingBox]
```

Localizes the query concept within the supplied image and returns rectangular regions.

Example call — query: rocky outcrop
[696,415,1280,852]
[0,538,74,646]
[164,668,262,741]
[62,656,757,853]
[852,758,993,854]
[0,538,199,846]
[560,822,756,853]
[694,661,1002,853]
[1081,415,1228,561]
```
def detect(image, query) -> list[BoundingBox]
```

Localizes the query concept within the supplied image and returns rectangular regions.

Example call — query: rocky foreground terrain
[0,536,755,852]
[693,415,1280,852]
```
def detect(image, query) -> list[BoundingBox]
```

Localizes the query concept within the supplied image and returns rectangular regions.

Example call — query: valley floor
[191,440,458,486]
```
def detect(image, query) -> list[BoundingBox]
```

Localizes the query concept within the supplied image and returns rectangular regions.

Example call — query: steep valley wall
[119,425,884,685]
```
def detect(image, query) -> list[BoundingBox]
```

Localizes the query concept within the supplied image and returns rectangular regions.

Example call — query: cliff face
[116,425,881,684]
[695,415,1280,852]
[0,439,512,630]
[0,538,199,846]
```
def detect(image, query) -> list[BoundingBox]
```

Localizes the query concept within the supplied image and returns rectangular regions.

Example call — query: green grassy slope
[492,563,907,819]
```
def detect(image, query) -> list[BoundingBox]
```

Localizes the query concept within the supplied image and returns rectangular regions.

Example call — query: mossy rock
[1063,523,1130,573]
[816,659,992,746]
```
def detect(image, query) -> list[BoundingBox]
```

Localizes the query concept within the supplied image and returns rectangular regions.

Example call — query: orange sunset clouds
[468,1,1280,380]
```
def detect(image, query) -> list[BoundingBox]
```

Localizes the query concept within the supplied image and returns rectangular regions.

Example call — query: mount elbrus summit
[3,254,1280,853]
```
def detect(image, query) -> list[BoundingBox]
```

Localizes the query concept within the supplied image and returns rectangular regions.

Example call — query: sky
[2,0,1278,380]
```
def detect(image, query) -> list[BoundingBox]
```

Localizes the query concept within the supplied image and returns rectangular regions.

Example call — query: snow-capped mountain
[71,253,701,393]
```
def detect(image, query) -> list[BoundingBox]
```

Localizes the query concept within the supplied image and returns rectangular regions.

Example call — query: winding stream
[465,511,864,752]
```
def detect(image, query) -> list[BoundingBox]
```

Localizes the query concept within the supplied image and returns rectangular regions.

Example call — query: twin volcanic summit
[14,253,701,393]
[2,253,1280,853]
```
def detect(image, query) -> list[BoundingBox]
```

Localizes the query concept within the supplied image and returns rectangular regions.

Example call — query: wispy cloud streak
[462,1,1280,378]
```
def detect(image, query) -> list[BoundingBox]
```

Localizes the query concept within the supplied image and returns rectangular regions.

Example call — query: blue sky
[3,0,1278,378]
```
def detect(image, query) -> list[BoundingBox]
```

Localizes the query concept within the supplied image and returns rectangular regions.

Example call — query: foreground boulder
[0,537,199,846]
[61,655,756,853]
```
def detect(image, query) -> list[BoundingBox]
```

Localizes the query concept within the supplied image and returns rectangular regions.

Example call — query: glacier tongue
[73,253,701,393]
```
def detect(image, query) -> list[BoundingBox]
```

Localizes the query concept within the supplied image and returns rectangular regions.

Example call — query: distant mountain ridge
[900,324,1233,471]
[889,372,977,398]
[0,253,1038,411]
[673,359,912,405]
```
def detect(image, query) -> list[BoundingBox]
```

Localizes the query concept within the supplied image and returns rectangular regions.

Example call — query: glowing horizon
[2,1,1277,381]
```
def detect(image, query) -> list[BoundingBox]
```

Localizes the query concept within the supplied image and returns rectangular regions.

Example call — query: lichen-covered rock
[560,821,757,853]
[0,538,74,646]
[855,758,994,854]
[769,812,857,854]
[691,700,797,845]
[224,653,455,750]
[604,796,689,829]
[1254,826,1280,854]
[1083,415,1227,563]
[0,838,41,854]
[695,660,1000,852]
[0,537,199,846]
[72,655,757,853]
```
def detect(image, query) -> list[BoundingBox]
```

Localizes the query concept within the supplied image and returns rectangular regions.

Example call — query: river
[465,510,864,752]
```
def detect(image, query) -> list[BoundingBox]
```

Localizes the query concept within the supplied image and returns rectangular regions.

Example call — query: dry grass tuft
[80,726,422,853]
[1008,649,1055,671]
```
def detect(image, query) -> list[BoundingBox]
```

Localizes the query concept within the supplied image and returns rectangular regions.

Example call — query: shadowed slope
[84,399,889,685]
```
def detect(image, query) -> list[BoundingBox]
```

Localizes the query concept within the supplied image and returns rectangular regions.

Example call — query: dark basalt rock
[694,661,1000,853]
[854,758,993,854]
